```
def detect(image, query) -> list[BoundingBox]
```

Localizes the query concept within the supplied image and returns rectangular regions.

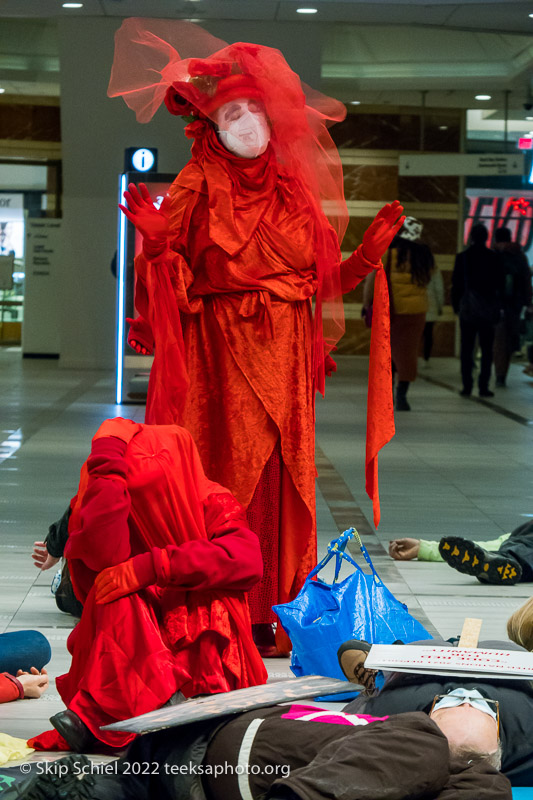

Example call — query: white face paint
[214,98,270,159]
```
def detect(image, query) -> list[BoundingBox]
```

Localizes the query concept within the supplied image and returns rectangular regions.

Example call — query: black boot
[395,380,411,411]
[50,710,99,753]
[439,536,522,585]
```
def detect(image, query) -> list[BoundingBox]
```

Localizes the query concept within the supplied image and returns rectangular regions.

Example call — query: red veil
[108,17,348,396]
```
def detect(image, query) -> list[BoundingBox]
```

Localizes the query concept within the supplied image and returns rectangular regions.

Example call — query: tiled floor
[0,347,532,750]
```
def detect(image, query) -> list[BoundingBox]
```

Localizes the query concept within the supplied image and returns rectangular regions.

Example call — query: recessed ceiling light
[475,94,492,100]
[529,12,533,17]
[526,116,533,121]
[349,100,361,105]
[62,2,83,6]
[296,8,318,13]
[438,125,448,130]
[0,88,5,94]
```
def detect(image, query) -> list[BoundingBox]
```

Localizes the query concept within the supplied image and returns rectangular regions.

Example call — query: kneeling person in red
[30,418,267,753]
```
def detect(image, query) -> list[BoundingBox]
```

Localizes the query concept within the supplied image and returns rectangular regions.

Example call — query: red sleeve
[340,244,381,294]
[64,437,131,572]
[0,673,24,703]
[133,492,263,592]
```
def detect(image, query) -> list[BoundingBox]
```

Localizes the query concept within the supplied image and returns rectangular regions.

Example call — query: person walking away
[452,223,504,398]
[492,226,532,387]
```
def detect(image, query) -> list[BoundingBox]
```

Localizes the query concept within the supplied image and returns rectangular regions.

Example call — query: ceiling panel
[0,0,104,16]
[277,2,454,25]
[100,0,279,21]
[0,0,531,35]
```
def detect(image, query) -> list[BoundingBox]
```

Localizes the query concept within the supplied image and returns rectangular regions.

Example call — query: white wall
[56,17,322,369]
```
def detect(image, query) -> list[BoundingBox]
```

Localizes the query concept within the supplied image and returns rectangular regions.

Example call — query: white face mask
[215,98,270,159]
[431,688,497,722]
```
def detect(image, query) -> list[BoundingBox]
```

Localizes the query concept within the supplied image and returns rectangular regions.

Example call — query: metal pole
[503,90,510,152]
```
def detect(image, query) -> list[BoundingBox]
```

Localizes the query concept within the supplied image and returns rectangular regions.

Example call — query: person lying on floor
[337,633,533,786]
[0,630,50,703]
[29,417,267,754]
[32,505,84,617]
[389,519,533,585]
[7,705,511,800]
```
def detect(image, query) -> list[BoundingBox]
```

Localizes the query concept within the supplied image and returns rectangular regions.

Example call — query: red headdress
[108,18,348,395]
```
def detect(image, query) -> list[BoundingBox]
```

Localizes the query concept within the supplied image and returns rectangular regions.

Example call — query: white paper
[365,645,533,679]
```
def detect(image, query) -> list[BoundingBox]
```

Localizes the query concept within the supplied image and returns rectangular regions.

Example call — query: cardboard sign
[102,676,355,735]
[366,645,533,679]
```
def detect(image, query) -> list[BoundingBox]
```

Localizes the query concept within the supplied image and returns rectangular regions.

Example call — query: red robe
[133,128,376,633]
[31,423,266,750]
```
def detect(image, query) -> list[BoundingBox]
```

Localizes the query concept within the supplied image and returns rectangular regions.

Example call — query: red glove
[119,183,171,257]
[126,316,154,356]
[92,418,142,445]
[94,554,155,604]
[361,200,405,264]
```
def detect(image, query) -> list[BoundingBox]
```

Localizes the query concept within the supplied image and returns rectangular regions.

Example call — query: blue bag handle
[307,527,384,587]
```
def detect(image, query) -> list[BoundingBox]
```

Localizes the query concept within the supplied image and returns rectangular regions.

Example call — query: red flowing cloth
[29,422,266,751]
[365,269,395,527]
[134,128,320,628]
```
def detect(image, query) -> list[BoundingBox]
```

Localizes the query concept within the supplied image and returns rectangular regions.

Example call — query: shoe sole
[439,537,521,585]
[25,755,96,800]
[337,640,374,689]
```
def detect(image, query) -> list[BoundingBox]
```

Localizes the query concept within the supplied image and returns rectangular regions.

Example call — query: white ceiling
[1,0,533,34]
[0,0,532,141]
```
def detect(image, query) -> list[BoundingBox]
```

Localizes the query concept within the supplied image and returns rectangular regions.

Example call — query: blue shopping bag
[273,527,432,680]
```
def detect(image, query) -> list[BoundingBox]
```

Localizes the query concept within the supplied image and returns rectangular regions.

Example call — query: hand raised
[119,182,171,242]
[361,200,405,264]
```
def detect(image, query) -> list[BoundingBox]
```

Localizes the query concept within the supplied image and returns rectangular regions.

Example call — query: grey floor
[0,347,532,751]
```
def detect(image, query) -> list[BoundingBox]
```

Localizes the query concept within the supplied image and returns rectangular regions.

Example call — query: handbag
[273,528,431,680]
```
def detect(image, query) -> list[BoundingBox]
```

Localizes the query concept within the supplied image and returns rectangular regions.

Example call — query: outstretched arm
[340,201,405,294]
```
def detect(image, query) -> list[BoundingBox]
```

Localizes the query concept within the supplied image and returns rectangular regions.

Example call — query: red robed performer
[29,418,266,752]
[108,19,402,656]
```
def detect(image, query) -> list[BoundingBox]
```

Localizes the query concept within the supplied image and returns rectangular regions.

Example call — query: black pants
[459,316,495,392]
[498,520,533,581]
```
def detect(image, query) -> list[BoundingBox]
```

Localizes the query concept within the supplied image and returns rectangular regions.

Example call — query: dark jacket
[345,672,533,786]
[112,708,511,800]
[451,244,504,318]
[496,243,532,312]
[44,506,71,558]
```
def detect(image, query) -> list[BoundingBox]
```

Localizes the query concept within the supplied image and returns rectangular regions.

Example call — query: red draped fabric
[30,422,266,750]
[134,128,320,625]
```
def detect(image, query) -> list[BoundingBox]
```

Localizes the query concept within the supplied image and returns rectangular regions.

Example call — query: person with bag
[109,19,402,655]
[492,226,532,387]
[451,223,505,398]
[29,417,267,754]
